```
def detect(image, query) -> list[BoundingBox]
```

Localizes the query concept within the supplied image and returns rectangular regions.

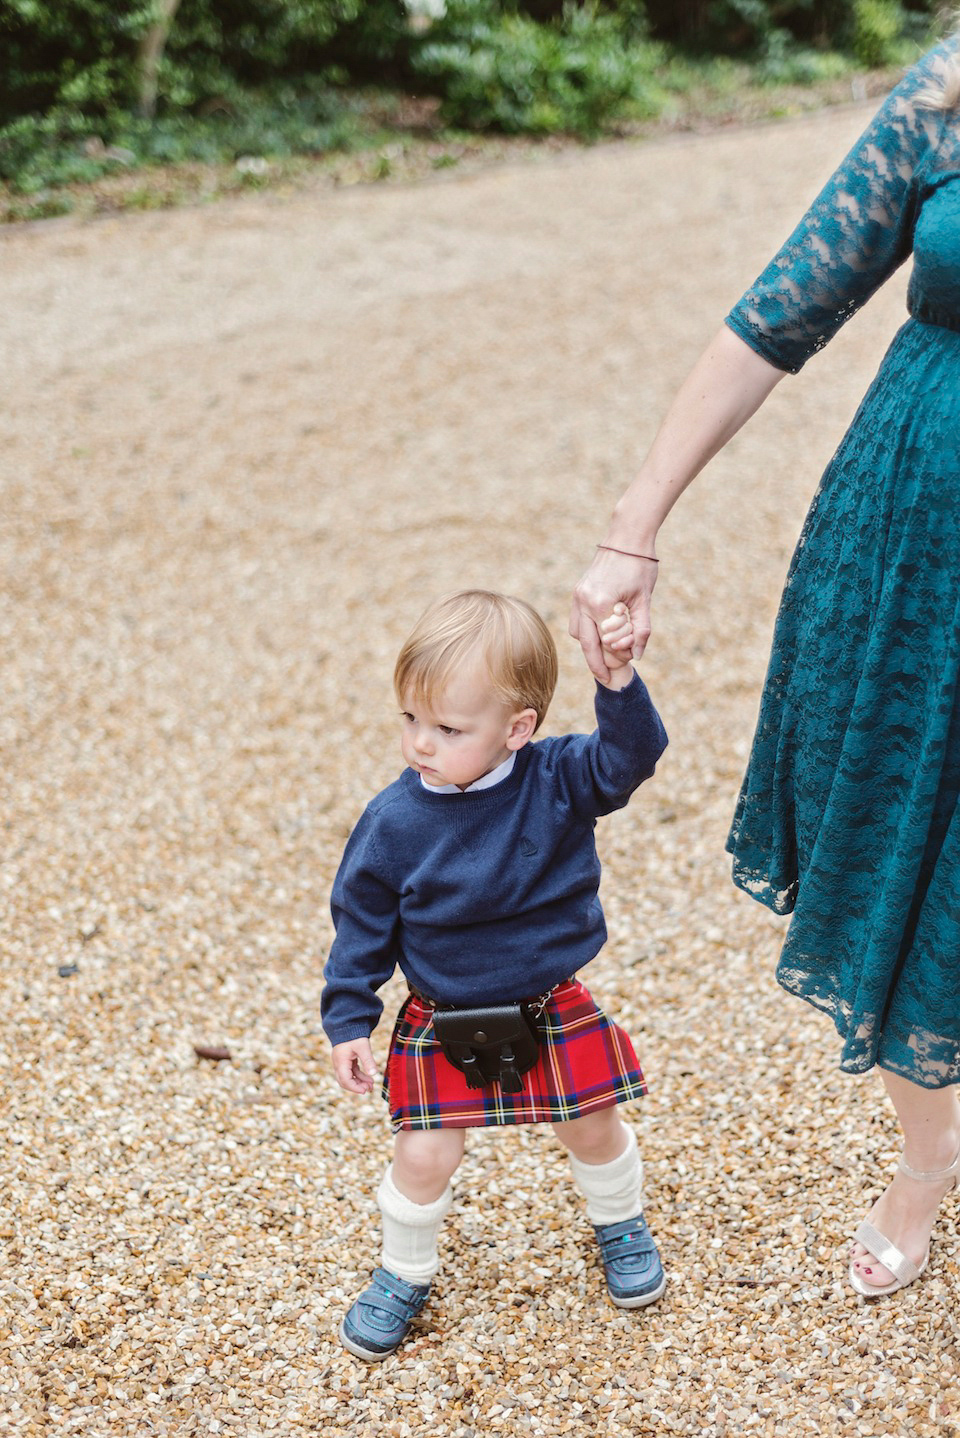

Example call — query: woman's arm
[570,325,785,678]
[572,38,952,680]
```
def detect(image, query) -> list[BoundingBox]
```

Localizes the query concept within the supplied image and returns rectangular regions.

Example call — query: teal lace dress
[725,38,960,1088]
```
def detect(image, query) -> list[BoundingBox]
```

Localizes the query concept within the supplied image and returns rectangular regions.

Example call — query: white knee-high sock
[377,1165,453,1286]
[567,1124,643,1226]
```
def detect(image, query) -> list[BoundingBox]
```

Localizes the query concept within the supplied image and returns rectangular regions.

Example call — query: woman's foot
[850,1129,960,1292]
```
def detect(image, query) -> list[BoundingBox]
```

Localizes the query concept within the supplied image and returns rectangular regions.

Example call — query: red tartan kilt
[383,978,647,1130]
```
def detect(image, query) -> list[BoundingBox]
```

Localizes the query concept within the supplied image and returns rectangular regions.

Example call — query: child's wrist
[598,656,635,689]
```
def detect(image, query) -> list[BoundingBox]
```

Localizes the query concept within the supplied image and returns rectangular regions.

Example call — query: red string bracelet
[596,544,659,563]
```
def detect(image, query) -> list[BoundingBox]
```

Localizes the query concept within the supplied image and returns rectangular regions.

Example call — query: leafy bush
[412,1,663,135]
[0,0,945,201]
[850,0,908,65]
[0,1,149,121]
[0,0,410,124]
[639,0,937,54]
[754,30,853,82]
[0,82,362,191]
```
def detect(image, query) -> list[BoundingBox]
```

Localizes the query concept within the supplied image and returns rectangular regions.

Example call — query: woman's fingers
[570,599,612,682]
[626,594,653,660]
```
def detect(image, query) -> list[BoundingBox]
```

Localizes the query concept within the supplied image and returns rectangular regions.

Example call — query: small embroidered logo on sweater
[520,837,538,856]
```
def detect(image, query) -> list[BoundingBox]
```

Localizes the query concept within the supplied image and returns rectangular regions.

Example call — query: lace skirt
[727,318,960,1088]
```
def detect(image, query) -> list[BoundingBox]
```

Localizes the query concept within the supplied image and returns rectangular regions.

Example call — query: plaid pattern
[383,979,647,1130]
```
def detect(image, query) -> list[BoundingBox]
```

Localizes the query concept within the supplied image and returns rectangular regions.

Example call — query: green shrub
[413,1,663,135]
[755,29,854,82]
[0,1,147,121]
[0,82,362,191]
[0,1,410,124]
[640,0,937,53]
[0,0,945,200]
[851,0,906,65]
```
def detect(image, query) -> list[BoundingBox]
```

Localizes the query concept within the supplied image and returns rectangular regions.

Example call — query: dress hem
[726,844,798,918]
[776,970,960,1091]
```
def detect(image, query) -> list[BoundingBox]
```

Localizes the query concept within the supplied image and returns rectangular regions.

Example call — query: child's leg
[553,1107,665,1309]
[340,1129,465,1361]
[378,1128,465,1285]
[393,1127,465,1204]
[552,1108,642,1224]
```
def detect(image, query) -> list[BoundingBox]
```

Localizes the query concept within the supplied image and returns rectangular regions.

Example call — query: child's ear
[506,708,539,750]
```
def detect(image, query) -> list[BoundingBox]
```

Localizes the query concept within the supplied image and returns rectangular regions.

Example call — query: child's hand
[331,1037,378,1095]
[597,603,635,689]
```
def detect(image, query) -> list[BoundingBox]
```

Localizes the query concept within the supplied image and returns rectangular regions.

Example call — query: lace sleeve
[725,42,955,374]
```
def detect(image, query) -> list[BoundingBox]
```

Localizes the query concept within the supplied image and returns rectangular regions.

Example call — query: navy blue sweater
[321,674,667,1045]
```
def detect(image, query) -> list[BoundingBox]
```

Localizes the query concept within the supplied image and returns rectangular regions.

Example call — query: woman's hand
[331,1037,378,1095]
[570,547,659,681]
[569,328,786,681]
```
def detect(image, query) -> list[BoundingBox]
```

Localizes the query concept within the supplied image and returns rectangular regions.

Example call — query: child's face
[400,663,535,791]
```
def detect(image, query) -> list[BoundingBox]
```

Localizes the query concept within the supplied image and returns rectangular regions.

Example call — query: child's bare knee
[553,1107,626,1163]
[393,1130,462,1190]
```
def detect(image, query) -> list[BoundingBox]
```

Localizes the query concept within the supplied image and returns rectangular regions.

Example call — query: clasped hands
[570,547,658,681]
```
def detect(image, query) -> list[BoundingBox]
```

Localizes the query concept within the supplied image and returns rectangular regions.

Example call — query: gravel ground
[1,102,958,1437]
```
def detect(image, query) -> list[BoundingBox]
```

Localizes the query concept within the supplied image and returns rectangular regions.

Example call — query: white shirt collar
[419,751,517,795]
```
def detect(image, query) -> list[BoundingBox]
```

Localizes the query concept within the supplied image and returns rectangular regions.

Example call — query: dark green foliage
[0,81,366,190]
[0,1,152,121]
[412,1,661,135]
[0,0,945,199]
[848,0,922,66]
[0,1,410,123]
[0,0,413,193]
[639,0,936,58]
[5,2,941,126]
[166,0,410,96]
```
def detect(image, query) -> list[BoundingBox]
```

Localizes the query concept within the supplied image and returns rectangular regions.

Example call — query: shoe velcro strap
[364,1270,426,1314]
[596,1221,652,1261]
[853,1221,923,1285]
[360,1288,421,1323]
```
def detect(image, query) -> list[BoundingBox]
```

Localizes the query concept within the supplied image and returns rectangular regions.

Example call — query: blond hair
[394,590,558,732]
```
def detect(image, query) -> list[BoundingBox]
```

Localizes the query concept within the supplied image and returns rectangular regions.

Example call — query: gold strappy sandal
[849,1146,960,1297]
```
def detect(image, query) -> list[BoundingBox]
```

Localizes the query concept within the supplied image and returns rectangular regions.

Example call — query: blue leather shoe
[339,1267,431,1360]
[593,1216,666,1309]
